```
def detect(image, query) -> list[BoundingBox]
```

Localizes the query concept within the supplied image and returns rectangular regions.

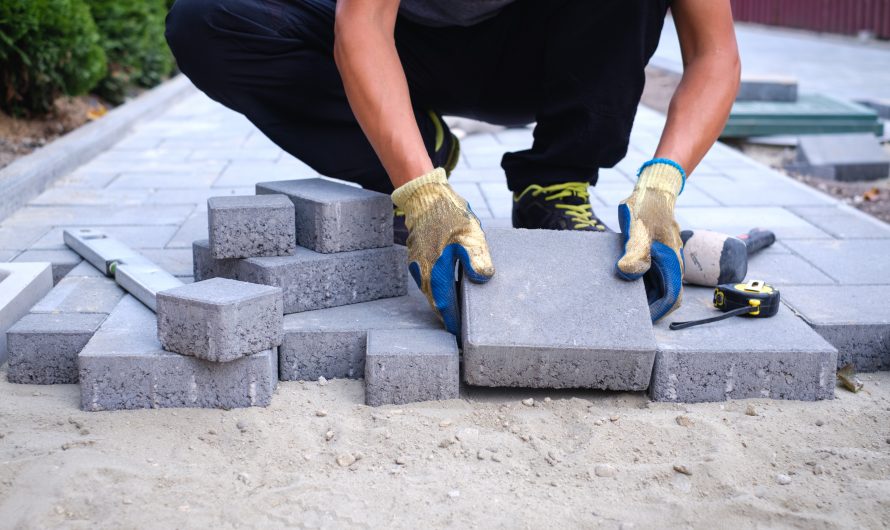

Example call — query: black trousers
[166,0,670,193]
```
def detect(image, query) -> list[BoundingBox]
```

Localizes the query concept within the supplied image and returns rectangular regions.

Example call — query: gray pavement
[656,18,890,103]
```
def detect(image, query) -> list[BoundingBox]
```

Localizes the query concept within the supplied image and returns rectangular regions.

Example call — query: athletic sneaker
[512,182,610,232]
[393,111,460,245]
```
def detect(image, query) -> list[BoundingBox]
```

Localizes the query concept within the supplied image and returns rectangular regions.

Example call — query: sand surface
[1,366,888,529]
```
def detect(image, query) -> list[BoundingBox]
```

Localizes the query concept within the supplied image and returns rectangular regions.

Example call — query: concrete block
[794,133,890,181]
[0,263,53,365]
[365,329,459,406]
[461,229,656,390]
[280,282,439,380]
[156,278,283,362]
[192,239,239,282]
[79,295,278,411]
[650,287,837,403]
[675,207,832,240]
[256,178,392,253]
[13,249,82,284]
[7,313,105,384]
[736,76,798,102]
[782,239,890,285]
[30,276,124,314]
[238,245,407,314]
[788,205,890,239]
[782,285,890,372]
[207,194,296,259]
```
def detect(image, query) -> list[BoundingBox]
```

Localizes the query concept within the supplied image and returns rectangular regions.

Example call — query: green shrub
[86,0,174,105]
[0,0,107,117]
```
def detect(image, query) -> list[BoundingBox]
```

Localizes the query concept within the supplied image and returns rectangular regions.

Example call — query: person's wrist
[391,167,449,212]
[636,158,685,196]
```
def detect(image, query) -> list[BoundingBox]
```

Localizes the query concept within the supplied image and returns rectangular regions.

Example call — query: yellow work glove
[615,159,686,321]
[392,168,495,335]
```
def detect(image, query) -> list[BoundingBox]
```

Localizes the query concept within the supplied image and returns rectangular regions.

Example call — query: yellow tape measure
[671,280,781,330]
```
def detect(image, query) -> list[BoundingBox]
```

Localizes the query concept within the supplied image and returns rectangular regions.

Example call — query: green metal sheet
[722,94,883,138]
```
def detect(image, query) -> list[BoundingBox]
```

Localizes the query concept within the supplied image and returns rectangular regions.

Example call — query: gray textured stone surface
[461,229,656,390]
[788,205,890,239]
[736,76,798,102]
[280,283,439,380]
[238,245,407,314]
[0,263,53,365]
[207,194,295,259]
[365,329,459,406]
[80,295,278,411]
[256,178,392,253]
[782,285,890,372]
[30,276,124,314]
[13,249,82,284]
[795,133,890,181]
[7,313,105,384]
[192,239,239,282]
[650,287,837,403]
[782,239,890,285]
[157,278,283,362]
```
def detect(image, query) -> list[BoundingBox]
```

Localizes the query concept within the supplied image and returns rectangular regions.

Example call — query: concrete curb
[0,75,196,222]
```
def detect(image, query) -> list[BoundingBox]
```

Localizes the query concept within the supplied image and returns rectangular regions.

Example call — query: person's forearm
[333,9,432,188]
[654,53,740,175]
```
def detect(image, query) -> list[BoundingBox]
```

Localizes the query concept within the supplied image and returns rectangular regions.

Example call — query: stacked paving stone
[193,178,459,406]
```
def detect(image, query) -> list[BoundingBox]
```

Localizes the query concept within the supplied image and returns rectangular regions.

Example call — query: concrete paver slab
[365,329,459,406]
[788,206,890,239]
[782,285,890,372]
[192,240,240,282]
[29,225,180,251]
[461,229,656,390]
[745,253,837,286]
[795,133,890,181]
[782,239,890,285]
[650,287,837,402]
[12,249,82,284]
[208,195,296,259]
[157,278,283,362]
[674,207,832,240]
[256,178,393,253]
[30,276,124,314]
[79,295,278,411]
[280,283,439,381]
[7,313,105,384]
[0,262,53,365]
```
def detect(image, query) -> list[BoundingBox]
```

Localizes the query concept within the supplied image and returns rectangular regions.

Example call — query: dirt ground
[0,364,888,529]
[0,97,105,171]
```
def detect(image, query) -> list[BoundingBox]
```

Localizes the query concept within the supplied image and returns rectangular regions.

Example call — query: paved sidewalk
[1,81,889,371]
[656,18,890,103]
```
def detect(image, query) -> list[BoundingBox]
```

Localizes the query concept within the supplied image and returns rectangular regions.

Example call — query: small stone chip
[521,398,534,407]
[324,430,335,441]
[594,464,617,478]
[776,473,792,485]
[675,415,694,427]
[673,464,692,476]
[745,404,758,416]
[336,453,356,467]
[315,410,328,417]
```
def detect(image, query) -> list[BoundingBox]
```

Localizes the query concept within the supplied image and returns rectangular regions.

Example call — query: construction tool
[680,228,776,287]
[63,228,182,311]
[670,279,781,330]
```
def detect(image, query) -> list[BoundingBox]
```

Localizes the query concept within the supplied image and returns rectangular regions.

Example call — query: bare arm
[334,0,432,188]
[653,0,741,174]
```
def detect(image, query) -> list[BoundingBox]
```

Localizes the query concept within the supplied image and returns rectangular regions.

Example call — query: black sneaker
[393,112,460,245]
[512,182,610,232]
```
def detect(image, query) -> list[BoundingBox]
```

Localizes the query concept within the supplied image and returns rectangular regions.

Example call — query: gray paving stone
[650,287,837,403]
[192,239,240,282]
[0,251,16,262]
[30,276,124,314]
[280,283,438,380]
[365,329,459,406]
[215,161,318,188]
[208,195,296,259]
[782,239,890,285]
[13,249,82,284]
[692,178,835,207]
[736,76,798,102]
[794,133,890,181]
[157,278,283,362]
[237,245,408,314]
[0,263,53,365]
[79,295,278,411]
[256,178,392,253]
[168,211,209,249]
[0,225,50,250]
[745,253,837,286]
[65,261,106,278]
[7,313,105,384]
[674,207,832,240]
[29,225,179,251]
[788,206,890,239]
[782,285,890,372]
[139,248,194,277]
[2,205,194,227]
[461,229,656,390]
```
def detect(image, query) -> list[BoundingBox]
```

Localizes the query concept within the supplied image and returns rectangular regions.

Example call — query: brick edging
[0,75,196,222]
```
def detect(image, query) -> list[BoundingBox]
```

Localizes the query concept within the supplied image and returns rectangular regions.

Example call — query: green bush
[0,0,107,117]
[86,0,174,105]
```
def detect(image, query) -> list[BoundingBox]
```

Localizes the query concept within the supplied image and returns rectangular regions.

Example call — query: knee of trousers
[165,0,227,92]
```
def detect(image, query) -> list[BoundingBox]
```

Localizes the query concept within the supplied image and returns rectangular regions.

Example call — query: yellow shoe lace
[516,182,605,230]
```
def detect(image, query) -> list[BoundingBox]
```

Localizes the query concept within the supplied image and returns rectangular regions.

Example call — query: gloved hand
[615,159,686,321]
[392,168,495,335]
